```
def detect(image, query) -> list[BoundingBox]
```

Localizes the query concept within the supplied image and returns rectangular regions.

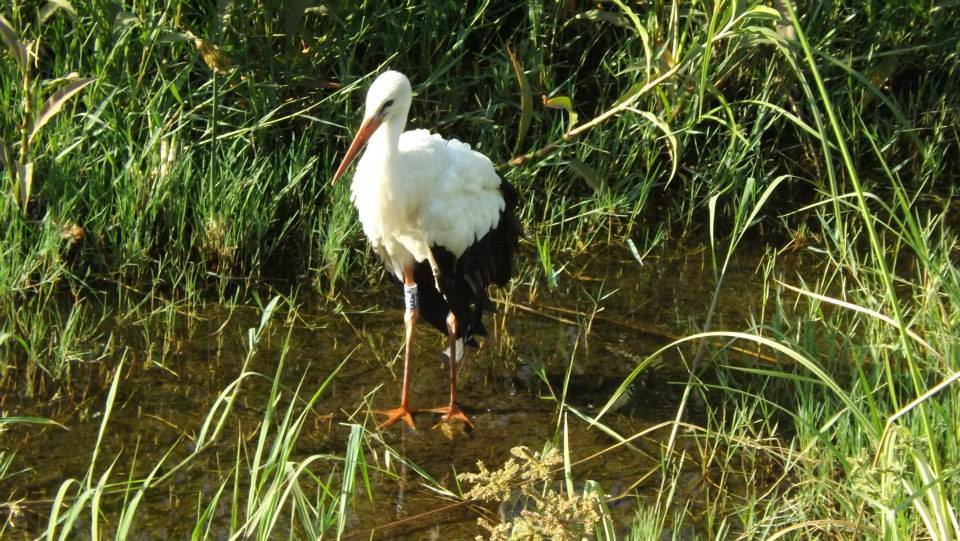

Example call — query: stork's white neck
[367,111,407,161]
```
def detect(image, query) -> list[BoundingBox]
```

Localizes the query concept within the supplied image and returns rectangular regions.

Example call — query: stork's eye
[379,99,395,115]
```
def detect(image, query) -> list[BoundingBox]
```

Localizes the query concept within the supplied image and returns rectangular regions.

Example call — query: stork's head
[363,71,412,122]
[332,71,413,185]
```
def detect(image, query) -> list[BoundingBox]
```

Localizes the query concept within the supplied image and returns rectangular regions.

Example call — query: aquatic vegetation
[459,446,602,541]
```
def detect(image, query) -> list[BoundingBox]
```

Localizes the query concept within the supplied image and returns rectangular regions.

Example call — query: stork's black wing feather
[407,179,522,344]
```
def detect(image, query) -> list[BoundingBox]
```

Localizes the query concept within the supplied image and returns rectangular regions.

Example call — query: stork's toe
[376,406,416,430]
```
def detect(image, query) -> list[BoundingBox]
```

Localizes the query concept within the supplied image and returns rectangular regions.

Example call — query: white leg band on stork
[404,283,418,312]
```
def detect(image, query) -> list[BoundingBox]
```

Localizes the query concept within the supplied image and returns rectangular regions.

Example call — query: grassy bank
[2,0,958,539]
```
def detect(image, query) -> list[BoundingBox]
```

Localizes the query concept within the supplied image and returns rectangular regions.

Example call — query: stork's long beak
[331,116,382,186]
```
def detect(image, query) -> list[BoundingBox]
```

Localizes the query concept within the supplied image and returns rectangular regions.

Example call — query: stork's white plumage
[332,71,521,430]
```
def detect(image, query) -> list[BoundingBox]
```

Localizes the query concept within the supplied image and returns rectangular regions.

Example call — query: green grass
[2,0,959,539]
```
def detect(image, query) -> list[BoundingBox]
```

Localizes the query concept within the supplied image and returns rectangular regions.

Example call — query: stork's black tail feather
[409,179,522,344]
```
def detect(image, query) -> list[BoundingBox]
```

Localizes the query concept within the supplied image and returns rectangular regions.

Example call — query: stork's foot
[375,406,416,430]
[426,404,474,429]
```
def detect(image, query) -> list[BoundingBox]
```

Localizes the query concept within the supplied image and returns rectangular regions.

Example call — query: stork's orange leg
[427,312,474,428]
[376,267,417,429]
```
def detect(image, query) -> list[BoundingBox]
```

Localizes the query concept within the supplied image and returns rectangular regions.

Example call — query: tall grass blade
[337,424,363,540]
[0,415,66,429]
[636,110,677,185]
[610,0,652,75]
[29,77,95,144]
[40,1,77,22]
[85,354,124,490]
[88,464,116,541]
[0,136,10,171]
[115,441,176,540]
[45,479,78,541]
[562,413,574,496]
[0,15,26,70]
[595,331,874,434]
[192,478,228,540]
[778,280,942,361]
[507,44,532,157]
[15,161,32,209]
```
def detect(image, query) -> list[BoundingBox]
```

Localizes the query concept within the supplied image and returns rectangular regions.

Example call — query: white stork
[331,71,521,430]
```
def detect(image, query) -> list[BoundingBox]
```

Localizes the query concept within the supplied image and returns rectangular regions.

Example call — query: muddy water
[2,245,798,539]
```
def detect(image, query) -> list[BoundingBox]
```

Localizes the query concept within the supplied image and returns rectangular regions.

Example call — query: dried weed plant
[458,446,602,541]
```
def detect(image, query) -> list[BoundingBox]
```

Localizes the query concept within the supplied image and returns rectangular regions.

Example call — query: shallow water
[2,244,805,538]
